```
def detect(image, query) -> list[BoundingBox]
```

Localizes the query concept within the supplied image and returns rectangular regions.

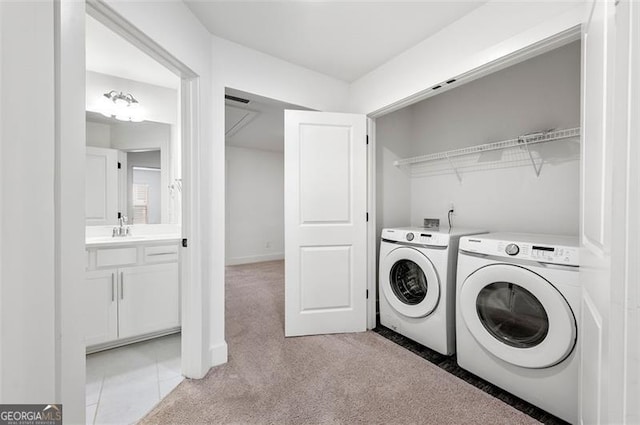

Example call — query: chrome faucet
[112,215,131,237]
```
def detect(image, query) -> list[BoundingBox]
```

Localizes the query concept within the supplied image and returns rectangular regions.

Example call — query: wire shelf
[393,127,581,181]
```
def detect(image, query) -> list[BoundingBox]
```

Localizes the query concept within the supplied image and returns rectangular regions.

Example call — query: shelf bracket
[445,153,462,183]
[519,136,543,177]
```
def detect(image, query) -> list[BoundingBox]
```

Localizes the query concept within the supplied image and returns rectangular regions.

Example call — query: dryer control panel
[460,233,579,267]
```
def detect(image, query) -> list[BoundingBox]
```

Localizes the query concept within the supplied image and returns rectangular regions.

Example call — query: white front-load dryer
[456,233,580,424]
[379,227,486,355]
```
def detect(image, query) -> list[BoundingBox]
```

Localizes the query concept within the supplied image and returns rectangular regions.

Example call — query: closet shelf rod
[393,127,581,167]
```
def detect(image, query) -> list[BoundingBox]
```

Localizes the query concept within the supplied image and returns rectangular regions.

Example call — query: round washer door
[460,263,576,369]
[381,246,440,318]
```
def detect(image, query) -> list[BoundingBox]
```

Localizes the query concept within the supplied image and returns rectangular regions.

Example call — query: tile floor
[86,333,184,425]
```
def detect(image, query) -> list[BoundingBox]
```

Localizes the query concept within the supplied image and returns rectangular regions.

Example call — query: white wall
[225,146,284,265]
[86,120,111,147]
[377,41,581,236]
[349,0,583,115]
[110,120,171,151]
[86,119,170,151]
[0,0,57,404]
[375,107,413,240]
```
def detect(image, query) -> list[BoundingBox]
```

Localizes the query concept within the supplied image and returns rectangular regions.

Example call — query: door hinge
[366,212,369,222]
[182,238,188,248]
[117,162,121,169]
[366,289,369,299]
[366,135,369,145]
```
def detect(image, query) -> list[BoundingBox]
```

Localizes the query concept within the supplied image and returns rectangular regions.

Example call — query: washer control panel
[505,243,520,256]
[382,228,449,247]
[460,235,579,266]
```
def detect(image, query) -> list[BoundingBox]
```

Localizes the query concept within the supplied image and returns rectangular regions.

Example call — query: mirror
[85,111,179,225]
[85,14,181,227]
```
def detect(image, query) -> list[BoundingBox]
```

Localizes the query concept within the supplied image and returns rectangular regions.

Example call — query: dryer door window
[476,282,549,349]
[459,263,576,369]
[389,260,427,305]
[381,246,440,318]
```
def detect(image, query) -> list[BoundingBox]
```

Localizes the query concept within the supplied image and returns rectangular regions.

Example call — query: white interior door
[86,146,118,225]
[284,110,367,337]
[579,0,616,423]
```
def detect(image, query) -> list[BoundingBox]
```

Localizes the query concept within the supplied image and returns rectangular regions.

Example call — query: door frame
[86,0,204,376]
[56,0,206,421]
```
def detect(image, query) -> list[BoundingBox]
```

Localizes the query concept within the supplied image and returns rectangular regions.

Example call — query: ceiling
[225,88,309,152]
[86,15,180,89]
[184,1,485,82]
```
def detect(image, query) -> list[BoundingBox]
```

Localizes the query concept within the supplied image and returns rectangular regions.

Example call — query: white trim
[366,117,376,330]
[85,0,197,79]
[210,341,229,367]
[0,1,4,402]
[226,253,284,266]
[55,1,87,422]
[621,0,640,420]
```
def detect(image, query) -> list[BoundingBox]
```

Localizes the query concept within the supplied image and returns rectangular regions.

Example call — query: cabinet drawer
[143,244,179,263]
[96,247,138,268]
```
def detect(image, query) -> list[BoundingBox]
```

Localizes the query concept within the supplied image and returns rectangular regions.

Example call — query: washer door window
[460,264,576,368]
[382,247,440,318]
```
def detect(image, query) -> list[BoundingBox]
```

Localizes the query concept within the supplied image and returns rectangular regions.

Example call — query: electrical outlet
[265,241,271,249]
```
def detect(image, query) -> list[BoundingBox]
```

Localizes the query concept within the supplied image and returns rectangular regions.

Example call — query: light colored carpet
[140,260,539,424]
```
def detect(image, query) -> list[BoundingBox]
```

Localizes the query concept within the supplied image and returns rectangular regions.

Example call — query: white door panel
[582,0,610,250]
[118,263,180,339]
[580,0,615,423]
[86,146,118,225]
[285,111,367,337]
[84,269,118,346]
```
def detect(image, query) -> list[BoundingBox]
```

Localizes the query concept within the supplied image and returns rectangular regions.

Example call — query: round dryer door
[381,246,440,318]
[459,264,576,369]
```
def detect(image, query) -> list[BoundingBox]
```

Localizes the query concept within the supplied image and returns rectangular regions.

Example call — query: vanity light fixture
[101,90,144,122]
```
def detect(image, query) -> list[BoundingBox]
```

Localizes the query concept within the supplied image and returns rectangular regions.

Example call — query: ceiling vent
[225,94,250,104]
[225,105,257,138]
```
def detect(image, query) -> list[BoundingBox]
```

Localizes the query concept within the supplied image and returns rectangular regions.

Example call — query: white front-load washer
[456,233,580,424]
[379,227,486,355]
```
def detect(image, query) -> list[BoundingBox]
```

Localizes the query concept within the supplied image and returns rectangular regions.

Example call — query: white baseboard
[210,340,228,367]
[225,252,284,266]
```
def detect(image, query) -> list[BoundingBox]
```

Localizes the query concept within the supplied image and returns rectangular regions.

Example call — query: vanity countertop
[86,224,182,248]
[85,234,181,248]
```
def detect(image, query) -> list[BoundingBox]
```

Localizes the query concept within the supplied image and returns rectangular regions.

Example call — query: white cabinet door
[284,110,368,337]
[118,263,180,339]
[579,0,616,423]
[86,146,118,225]
[84,269,118,346]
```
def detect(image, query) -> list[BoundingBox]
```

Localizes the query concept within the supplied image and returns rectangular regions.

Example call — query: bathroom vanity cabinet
[84,239,180,351]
